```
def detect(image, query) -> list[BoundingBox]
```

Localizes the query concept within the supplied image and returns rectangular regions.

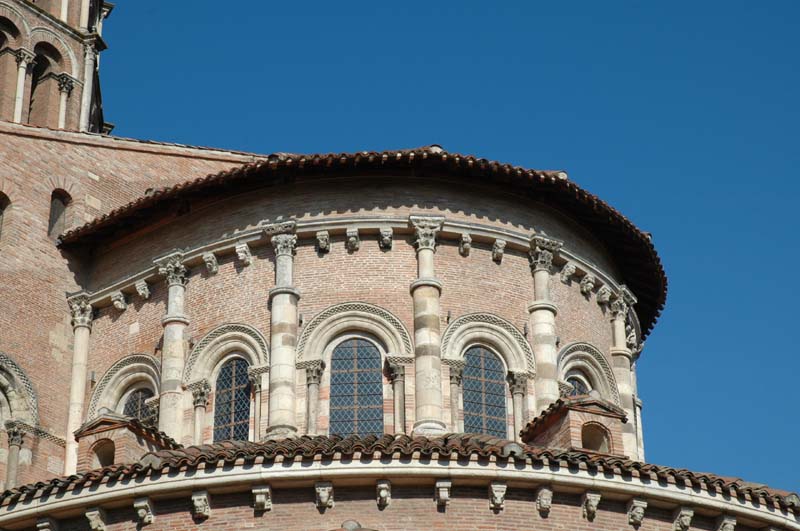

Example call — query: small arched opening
[581,422,611,453]
[47,188,71,237]
[90,439,115,468]
[0,192,9,241]
[28,41,63,128]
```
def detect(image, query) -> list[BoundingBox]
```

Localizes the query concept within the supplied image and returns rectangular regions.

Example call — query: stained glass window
[213,357,252,442]
[329,338,384,437]
[463,346,507,437]
[122,388,156,425]
[566,372,591,396]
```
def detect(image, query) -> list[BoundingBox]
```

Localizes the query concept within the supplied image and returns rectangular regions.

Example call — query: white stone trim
[441,313,534,376]
[557,342,621,406]
[183,323,269,385]
[86,354,160,420]
[0,353,38,426]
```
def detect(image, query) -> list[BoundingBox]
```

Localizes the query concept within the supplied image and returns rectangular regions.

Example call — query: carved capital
[133,497,155,525]
[529,234,562,273]
[449,364,463,386]
[55,73,75,95]
[135,280,151,299]
[315,481,334,509]
[271,233,297,257]
[14,48,35,66]
[582,491,601,521]
[346,228,360,252]
[492,239,506,263]
[156,254,188,287]
[261,220,297,236]
[387,362,405,383]
[376,479,391,508]
[410,215,444,252]
[6,424,24,447]
[535,485,553,517]
[459,233,472,256]
[68,294,93,330]
[305,362,324,385]
[560,263,577,284]
[316,230,330,253]
[610,297,628,319]
[627,498,647,527]
[507,372,527,395]
[191,380,211,408]
[434,479,451,507]
[202,252,218,274]
[191,490,211,519]
[488,481,507,511]
[673,507,694,531]
[111,291,127,311]
[253,485,272,512]
[85,508,106,531]
[235,241,253,266]
[379,227,393,250]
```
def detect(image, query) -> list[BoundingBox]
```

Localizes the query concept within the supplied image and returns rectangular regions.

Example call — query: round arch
[0,2,30,46]
[183,323,269,386]
[441,313,534,376]
[296,302,413,363]
[87,354,160,419]
[557,342,620,405]
[28,27,76,76]
[0,352,38,426]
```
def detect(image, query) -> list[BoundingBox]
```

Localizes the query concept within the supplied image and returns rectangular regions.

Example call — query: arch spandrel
[183,323,269,386]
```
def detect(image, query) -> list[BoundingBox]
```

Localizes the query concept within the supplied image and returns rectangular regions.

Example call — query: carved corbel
[134,497,155,525]
[596,285,613,305]
[560,263,577,284]
[434,479,451,507]
[488,481,507,511]
[85,508,106,531]
[253,485,272,511]
[579,274,596,295]
[202,252,219,274]
[582,491,601,521]
[191,490,211,519]
[492,239,506,263]
[36,517,60,531]
[535,485,553,517]
[346,228,360,251]
[627,498,647,527]
[316,230,330,253]
[459,233,472,256]
[379,228,393,250]
[315,481,334,509]
[673,507,694,531]
[716,515,736,531]
[376,479,391,508]
[235,241,253,266]
[135,280,151,299]
[111,291,127,311]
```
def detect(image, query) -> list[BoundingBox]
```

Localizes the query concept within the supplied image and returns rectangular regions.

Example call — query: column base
[411,419,447,436]
[262,424,298,441]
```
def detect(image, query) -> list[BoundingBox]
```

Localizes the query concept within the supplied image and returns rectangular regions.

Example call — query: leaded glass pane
[122,388,155,425]
[463,346,507,438]
[329,338,384,437]
[213,357,251,442]
[567,376,591,396]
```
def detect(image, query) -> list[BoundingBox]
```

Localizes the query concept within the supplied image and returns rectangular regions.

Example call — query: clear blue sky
[102,2,799,491]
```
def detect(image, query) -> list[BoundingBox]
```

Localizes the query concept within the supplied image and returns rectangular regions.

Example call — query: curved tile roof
[56,145,666,337]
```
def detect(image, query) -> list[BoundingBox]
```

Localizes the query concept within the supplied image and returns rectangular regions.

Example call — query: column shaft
[190,382,209,445]
[305,364,322,435]
[508,372,528,440]
[5,427,23,489]
[65,294,92,475]
[60,0,69,22]
[448,365,463,432]
[12,51,33,123]
[79,44,95,132]
[610,297,639,460]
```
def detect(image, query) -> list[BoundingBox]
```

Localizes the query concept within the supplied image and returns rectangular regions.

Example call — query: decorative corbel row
[202,252,218,274]
[346,228,360,252]
[85,507,106,531]
[135,280,150,299]
[673,507,694,531]
[316,481,334,509]
[191,490,211,519]
[316,230,330,253]
[379,228,393,250]
[488,481,507,511]
[111,291,127,311]
[235,241,253,266]
[627,498,647,527]
[459,233,472,256]
[492,239,506,263]
[535,485,553,517]
[376,479,391,508]
[716,515,736,531]
[582,491,601,521]
[435,479,452,507]
[253,485,272,511]
[560,262,577,284]
[134,497,155,525]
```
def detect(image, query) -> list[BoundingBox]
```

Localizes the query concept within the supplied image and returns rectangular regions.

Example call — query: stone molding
[441,313,535,376]
[0,352,39,426]
[296,302,413,361]
[86,354,161,420]
[557,342,621,406]
[183,323,269,385]
[3,420,65,447]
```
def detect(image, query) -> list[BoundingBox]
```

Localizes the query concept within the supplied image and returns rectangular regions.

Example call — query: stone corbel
[111,291,127,311]
[673,507,694,531]
[316,230,330,253]
[535,485,553,517]
[619,284,638,306]
[191,490,211,519]
[36,517,60,531]
[716,515,736,531]
[346,228,360,251]
[579,274,596,295]
[627,498,647,527]
[315,481,334,510]
[582,491,601,521]
[135,280,150,299]
[376,479,391,508]
[434,479,451,507]
[560,263,577,284]
[253,485,272,511]
[235,241,253,266]
[134,497,155,525]
[459,233,472,256]
[202,252,218,274]
[596,285,613,305]
[488,481,507,511]
[379,228,393,250]
[85,508,106,531]
[492,239,506,263]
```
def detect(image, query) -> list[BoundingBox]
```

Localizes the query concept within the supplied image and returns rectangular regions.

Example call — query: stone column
[156,254,189,442]
[528,234,563,415]
[60,0,69,22]
[387,362,407,434]
[4,424,23,489]
[409,216,446,435]
[248,367,268,440]
[609,289,640,460]
[56,74,74,129]
[78,42,96,132]
[190,381,210,446]
[79,0,91,30]
[448,364,463,432]
[65,293,92,475]
[304,362,323,435]
[265,225,300,439]
[12,49,34,123]
[507,372,528,440]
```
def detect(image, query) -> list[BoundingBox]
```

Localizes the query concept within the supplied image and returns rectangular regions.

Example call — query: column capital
[14,48,35,67]
[156,253,188,287]
[57,73,76,95]
[448,364,463,385]
[305,361,325,385]
[529,234,563,273]
[619,284,638,306]
[387,362,405,383]
[68,293,93,330]
[189,380,211,408]
[271,233,297,257]
[507,372,528,395]
[5,423,24,447]
[610,298,629,320]
[410,215,444,252]
[247,365,269,392]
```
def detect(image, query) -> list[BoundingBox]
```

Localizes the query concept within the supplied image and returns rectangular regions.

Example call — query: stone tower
[0,0,111,132]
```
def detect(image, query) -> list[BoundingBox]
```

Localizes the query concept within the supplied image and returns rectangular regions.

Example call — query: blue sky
[102,2,799,490]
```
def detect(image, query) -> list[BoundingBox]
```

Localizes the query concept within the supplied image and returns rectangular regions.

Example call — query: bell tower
[0,0,112,132]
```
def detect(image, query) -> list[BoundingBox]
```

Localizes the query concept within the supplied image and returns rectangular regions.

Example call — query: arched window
[121,388,155,425]
[91,439,115,468]
[581,423,611,453]
[566,369,592,397]
[47,189,71,237]
[28,42,63,128]
[462,345,507,437]
[329,338,383,437]
[213,357,251,442]
[0,193,9,241]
